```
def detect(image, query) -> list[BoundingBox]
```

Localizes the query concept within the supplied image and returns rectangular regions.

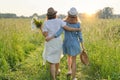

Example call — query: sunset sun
[85,11,95,16]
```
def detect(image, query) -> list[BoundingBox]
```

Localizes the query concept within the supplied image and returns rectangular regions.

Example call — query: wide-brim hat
[80,50,89,65]
[47,7,57,16]
[68,7,78,17]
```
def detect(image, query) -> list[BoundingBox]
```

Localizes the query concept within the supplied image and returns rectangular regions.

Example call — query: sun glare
[85,9,95,15]
[83,9,96,17]
[86,13,93,17]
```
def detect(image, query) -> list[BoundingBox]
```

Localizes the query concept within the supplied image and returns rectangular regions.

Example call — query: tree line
[96,7,120,19]
[0,7,120,19]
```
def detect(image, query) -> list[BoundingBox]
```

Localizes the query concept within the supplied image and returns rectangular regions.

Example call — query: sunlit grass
[0,18,120,80]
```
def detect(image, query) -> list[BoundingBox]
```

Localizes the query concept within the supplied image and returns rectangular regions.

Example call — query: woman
[42,7,81,80]
[46,7,85,80]
[64,7,85,80]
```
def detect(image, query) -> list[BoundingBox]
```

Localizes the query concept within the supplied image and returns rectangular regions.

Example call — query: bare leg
[72,56,76,79]
[55,63,60,75]
[67,55,72,73]
[50,63,56,80]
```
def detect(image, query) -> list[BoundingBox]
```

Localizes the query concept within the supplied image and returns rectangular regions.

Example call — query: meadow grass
[0,18,44,76]
[0,18,120,80]
[81,18,120,80]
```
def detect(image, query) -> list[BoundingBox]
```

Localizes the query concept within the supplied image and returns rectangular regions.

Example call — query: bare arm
[81,42,85,51]
[63,25,81,31]
[45,35,54,42]
[42,31,48,37]
[46,27,64,42]
[45,26,82,42]
[40,27,48,37]
[78,30,85,51]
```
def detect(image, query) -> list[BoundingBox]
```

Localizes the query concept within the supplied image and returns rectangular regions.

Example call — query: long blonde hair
[64,14,81,24]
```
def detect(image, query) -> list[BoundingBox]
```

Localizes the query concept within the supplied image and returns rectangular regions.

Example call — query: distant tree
[96,10,103,18]
[0,13,17,18]
[19,15,26,18]
[58,14,66,19]
[38,14,46,19]
[32,13,38,17]
[102,7,113,18]
[96,7,113,19]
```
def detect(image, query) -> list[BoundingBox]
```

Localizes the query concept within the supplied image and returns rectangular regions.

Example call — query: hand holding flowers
[31,16,43,30]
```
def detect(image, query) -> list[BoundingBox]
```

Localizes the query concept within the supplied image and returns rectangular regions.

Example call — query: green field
[0,18,120,80]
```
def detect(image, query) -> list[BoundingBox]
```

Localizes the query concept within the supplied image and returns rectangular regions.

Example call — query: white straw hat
[68,7,78,16]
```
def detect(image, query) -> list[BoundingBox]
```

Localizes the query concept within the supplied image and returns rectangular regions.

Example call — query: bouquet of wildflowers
[31,16,43,30]
[33,18,42,28]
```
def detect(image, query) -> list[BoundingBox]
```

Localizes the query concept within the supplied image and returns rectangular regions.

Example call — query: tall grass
[81,18,120,80]
[0,19,44,73]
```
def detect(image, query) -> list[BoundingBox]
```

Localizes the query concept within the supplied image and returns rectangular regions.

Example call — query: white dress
[42,19,66,64]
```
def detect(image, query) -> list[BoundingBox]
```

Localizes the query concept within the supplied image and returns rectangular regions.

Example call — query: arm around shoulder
[63,25,81,31]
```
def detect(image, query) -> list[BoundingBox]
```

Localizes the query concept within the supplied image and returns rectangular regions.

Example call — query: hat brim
[68,13,77,18]
[47,11,57,16]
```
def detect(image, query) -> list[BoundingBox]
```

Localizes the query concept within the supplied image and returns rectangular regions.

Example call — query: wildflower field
[0,18,120,80]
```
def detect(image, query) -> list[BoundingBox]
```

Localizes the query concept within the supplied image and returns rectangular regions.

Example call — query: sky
[0,0,120,16]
